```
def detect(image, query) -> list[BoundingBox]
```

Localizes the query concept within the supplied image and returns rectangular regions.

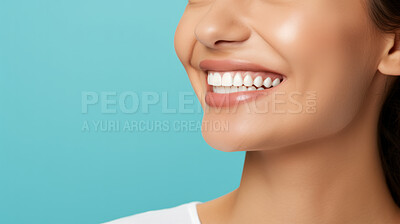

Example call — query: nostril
[214,40,240,47]
[215,40,234,45]
[215,40,223,45]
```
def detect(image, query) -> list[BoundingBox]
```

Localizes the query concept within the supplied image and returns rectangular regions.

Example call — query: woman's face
[174,0,387,151]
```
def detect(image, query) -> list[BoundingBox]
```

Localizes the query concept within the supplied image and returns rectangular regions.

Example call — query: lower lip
[205,85,281,108]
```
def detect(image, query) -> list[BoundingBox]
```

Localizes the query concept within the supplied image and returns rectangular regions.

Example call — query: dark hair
[369,0,400,207]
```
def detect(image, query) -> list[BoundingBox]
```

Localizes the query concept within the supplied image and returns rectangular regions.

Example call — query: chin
[200,107,353,153]
[200,114,282,152]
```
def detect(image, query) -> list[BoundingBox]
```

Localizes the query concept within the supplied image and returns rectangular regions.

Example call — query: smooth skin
[174,0,400,223]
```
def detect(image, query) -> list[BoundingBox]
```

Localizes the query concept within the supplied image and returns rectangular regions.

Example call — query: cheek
[296,14,376,129]
[250,1,376,124]
[275,5,376,127]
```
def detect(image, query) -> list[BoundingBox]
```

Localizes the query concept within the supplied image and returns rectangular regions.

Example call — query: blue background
[0,1,244,223]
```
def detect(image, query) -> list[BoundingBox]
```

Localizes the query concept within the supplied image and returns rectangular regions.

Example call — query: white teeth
[239,86,247,92]
[253,76,263,87]
[233,73,243,86]
[243,74,253,86]
[219,86,226,93]
[224,86,231,93]
[213,86,243,94]
[222,72,233,86]
[209,71,283,93]
[272,78,281,87]
[231,86,238,93]
[214,73,222,86]
[207,73,214,85]
[263,77,272,88]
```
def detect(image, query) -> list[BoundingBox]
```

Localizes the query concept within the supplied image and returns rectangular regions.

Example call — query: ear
[378,32,400,76]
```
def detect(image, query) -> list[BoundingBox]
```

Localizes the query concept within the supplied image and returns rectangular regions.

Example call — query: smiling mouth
[199,59,287,107]
[207,71,284,93]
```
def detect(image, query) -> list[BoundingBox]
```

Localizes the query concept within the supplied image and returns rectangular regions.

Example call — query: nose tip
[194,7,251,49]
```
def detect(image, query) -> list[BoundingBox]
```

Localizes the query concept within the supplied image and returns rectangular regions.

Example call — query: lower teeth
[213,86,271,94]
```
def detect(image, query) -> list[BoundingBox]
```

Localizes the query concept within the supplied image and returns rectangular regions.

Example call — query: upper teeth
[208,71,283,93]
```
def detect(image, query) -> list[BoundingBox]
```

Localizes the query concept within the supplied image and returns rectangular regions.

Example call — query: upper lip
[199,59,283,75]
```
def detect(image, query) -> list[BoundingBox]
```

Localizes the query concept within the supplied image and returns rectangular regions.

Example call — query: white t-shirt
[103,202,202,224]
